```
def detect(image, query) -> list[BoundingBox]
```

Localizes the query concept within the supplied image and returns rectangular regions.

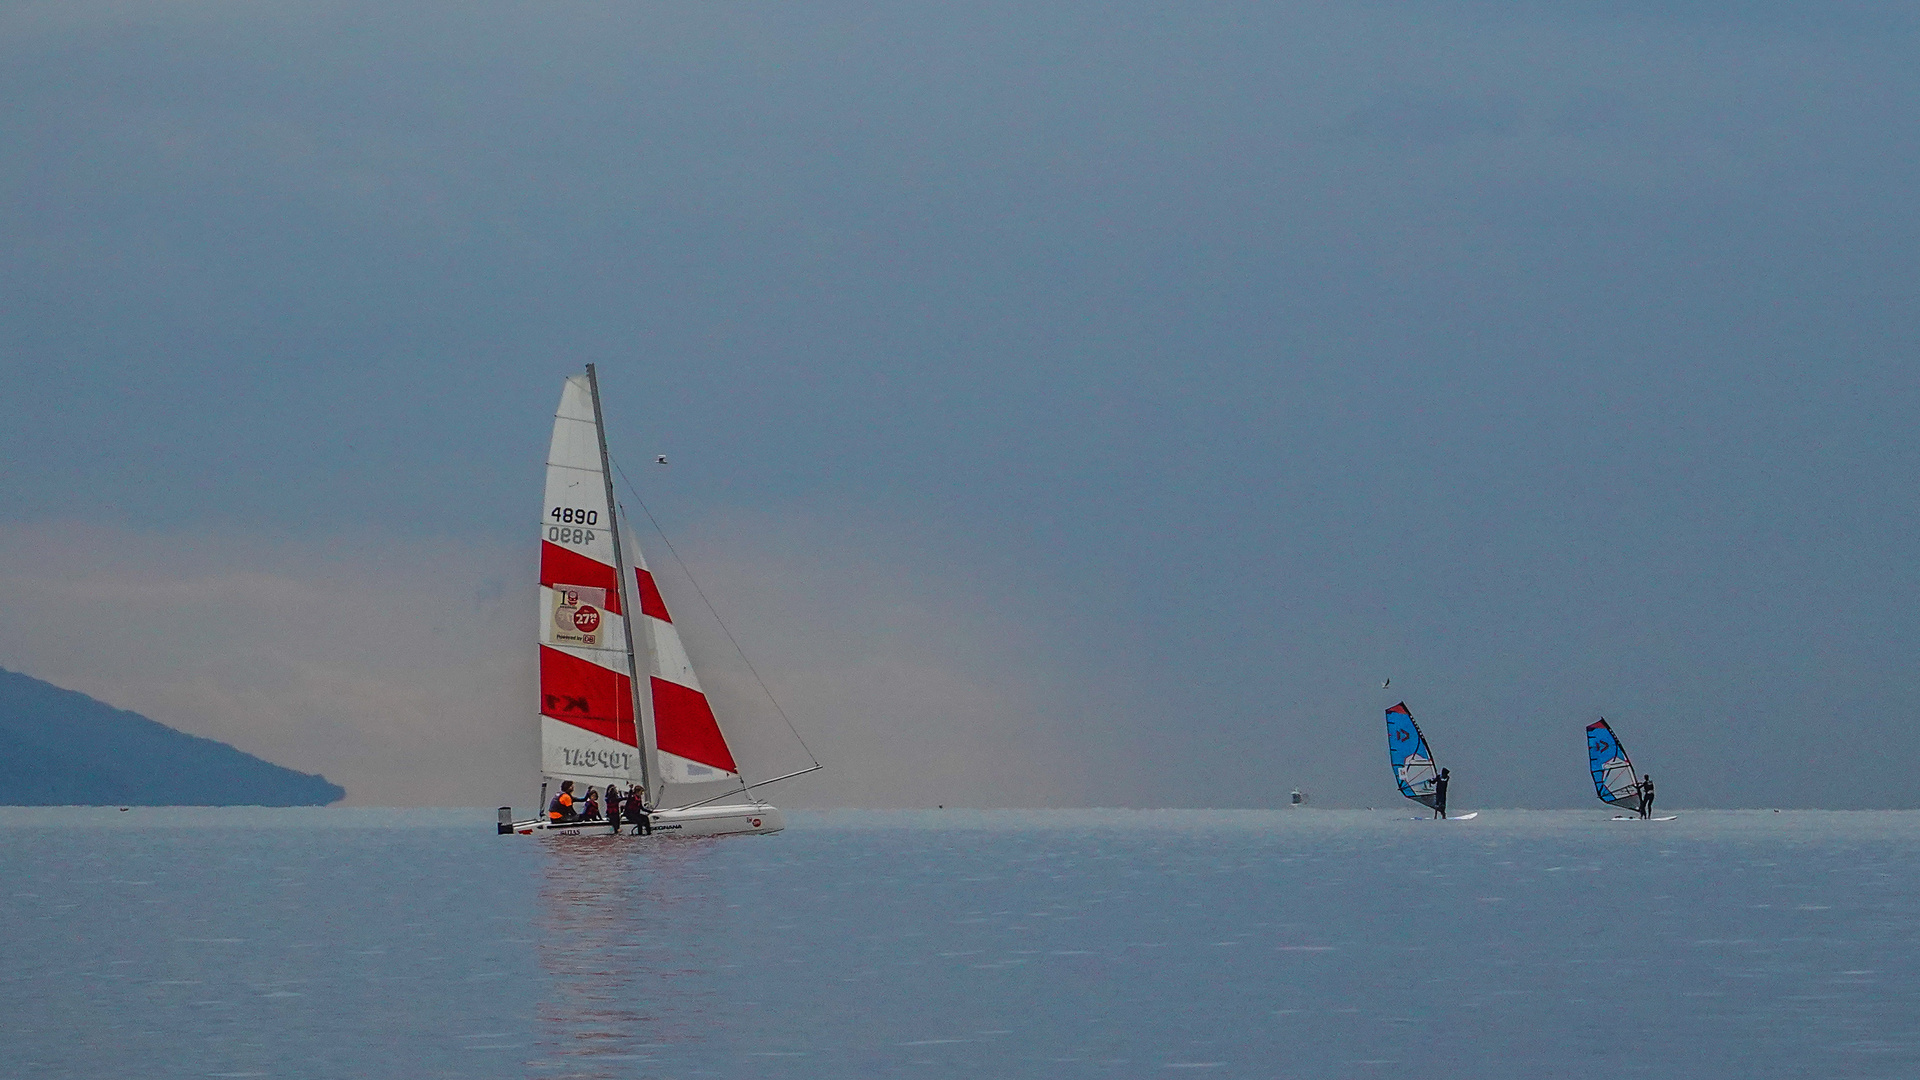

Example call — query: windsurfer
[1639,775,1655,819]
[548,780,579,823]
[1432,768,1450,819]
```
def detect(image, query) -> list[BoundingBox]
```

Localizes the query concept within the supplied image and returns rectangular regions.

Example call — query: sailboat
[1385,702,1473,819]
[499,366,818,837]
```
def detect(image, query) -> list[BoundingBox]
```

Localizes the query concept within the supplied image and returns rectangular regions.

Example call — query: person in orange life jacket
[625,786,652,835]
[583,788,602,821]
[548,780,578,822]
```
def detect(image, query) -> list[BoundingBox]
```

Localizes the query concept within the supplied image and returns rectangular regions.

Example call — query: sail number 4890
[548,507,599,546]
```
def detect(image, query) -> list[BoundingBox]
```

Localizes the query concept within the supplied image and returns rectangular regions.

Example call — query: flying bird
[1382,678,1391,689]
[655,455,669,465]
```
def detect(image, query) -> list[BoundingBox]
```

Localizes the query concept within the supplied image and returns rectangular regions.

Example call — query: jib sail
[632,551,740,787]
[1385,702,1440,810]
[1586,719,1645,813]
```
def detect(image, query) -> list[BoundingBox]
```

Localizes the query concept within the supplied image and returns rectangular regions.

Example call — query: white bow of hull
[508,802,785,837]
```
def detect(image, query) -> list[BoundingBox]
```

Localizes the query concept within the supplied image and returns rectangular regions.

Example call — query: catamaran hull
[507,803,785,837]
[648,804,785,836]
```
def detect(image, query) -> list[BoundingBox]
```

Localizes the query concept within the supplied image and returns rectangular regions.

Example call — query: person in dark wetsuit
[1639,775,1655,819]
[1432,768,1450,819]
[624,787,652,835]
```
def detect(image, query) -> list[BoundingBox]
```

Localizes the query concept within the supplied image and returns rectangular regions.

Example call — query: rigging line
[667,766,824,813]
[612,459,823,771]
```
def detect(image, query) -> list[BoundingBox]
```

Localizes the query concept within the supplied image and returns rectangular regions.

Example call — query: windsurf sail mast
[1586,719,1644,814]
[1385,702,1440,810]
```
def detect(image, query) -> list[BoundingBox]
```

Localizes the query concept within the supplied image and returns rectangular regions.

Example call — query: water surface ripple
[4,808,1916,1078]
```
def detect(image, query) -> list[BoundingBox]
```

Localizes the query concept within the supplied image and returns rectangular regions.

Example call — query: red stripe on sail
[539,646,637,745]
[652,676,737,774]
[1387,702,1410,716]
[540,542,622,616]
[634,567,672,623]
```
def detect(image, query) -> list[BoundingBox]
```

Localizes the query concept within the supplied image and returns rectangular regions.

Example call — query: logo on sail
[550,584,608,647]
[558,746,633,772]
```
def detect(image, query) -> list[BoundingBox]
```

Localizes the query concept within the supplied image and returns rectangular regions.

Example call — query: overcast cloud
[2,2,1916,807]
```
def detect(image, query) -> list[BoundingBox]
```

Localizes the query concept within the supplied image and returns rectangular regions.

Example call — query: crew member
[1639,774,1655,819]
[548,780,578,823]
[606,784,622,830]
[625,785,652,836]
[1432,768,1450,819]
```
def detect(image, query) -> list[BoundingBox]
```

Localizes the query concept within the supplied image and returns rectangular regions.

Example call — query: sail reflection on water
[530,838,728,1078]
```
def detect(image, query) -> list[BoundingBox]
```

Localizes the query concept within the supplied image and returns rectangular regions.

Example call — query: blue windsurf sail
[1586,719,1645,813]
[1386,703,1439,810]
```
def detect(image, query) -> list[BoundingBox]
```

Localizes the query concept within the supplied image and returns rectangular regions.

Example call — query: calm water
[4,808,1917,1079]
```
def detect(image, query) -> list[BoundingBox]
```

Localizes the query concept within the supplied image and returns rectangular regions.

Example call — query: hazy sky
[3,2,1916,808]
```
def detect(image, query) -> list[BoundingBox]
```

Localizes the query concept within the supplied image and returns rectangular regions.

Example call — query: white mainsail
[537,375,643,797]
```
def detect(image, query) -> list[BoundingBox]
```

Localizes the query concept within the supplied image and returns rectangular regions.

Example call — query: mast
[585,364,654,799]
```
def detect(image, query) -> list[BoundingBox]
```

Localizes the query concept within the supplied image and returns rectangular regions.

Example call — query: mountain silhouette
[0,668,344,806]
